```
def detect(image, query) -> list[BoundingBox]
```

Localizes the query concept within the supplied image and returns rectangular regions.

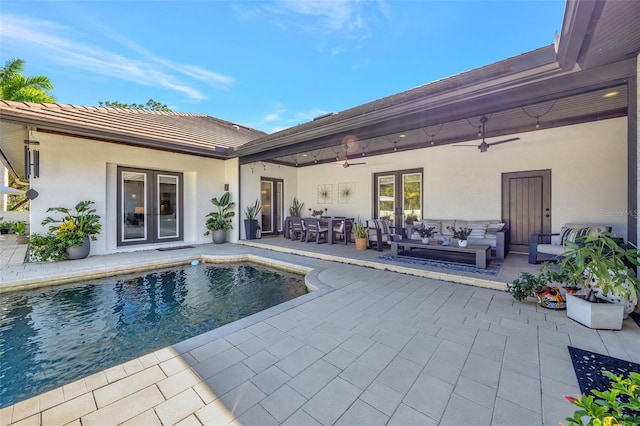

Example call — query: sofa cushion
[441,220,456,237]
[468,236,497,248]
[537,244,569,256]
[421,219,442,236]
[487,222,506,233]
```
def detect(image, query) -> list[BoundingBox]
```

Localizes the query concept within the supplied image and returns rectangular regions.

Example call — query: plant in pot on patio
[41,200,102,260]
[10,221,28,244]
[0,219,10,235]
[447,226,472,247]
[244,198,261,240]
[507,263,567,309]
[204,191,235,244]
[353,218,368,251]
[558,232,640,330]
[417,225,437,244]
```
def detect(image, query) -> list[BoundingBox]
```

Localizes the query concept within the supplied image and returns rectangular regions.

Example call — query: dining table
[283,216,353,244]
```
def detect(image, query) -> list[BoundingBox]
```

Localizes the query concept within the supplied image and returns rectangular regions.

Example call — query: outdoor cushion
[468,222,489,239]
[559,226,589,245]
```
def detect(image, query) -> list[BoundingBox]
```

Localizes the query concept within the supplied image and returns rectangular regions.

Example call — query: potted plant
[244,198,261,240]
[41,201,102,260]
[447,226,471,247]
[353,218,368,251]
[507,264,567,309]
[559,232,640,329]
[289,197,304,217]
[417,225,437,244]
[204,191,235,244]
[309,208,327,219]
[10,221,28,244]
[0,219,10,235]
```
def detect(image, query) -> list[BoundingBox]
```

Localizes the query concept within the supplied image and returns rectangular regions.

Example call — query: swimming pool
[0,262,307,408]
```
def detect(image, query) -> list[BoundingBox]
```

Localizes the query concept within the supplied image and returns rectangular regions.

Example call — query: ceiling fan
[335,156,366,168]
[454,115,520,152]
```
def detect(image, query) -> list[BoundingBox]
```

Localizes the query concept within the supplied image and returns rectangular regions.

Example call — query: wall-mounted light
[24,139,40,179]
[224,184,229,191]
[602,91,619,98]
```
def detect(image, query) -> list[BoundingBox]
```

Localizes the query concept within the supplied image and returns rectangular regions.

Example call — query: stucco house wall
[29,131,236,255]
[294,117,628,237]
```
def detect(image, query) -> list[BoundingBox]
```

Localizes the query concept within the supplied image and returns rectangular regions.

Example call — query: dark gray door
[501,170,551,253]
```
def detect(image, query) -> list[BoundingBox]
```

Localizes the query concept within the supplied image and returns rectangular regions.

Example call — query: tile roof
[0,101,267,158]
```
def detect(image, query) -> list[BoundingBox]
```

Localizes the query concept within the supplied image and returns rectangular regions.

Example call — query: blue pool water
[0,263,307,408]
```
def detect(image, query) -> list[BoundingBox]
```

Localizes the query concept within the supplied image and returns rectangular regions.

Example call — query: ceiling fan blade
[486,137,520,147]
[349,162,367,166]
[452,144,478,147]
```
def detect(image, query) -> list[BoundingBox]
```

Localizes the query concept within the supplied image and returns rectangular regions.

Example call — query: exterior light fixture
[602,91,619,98]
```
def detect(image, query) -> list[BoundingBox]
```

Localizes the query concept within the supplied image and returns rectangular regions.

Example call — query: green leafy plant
[506,272,548,301]
[244,198,262,220]
[447,226,472,241]
[559,232,640,305]
[289,197,304,217]
[41,200,102,242]
[28,233,67,262]
[353,218,368,239]
[205,191,235,234]
[563,370,640,426]
[10,221,27,235]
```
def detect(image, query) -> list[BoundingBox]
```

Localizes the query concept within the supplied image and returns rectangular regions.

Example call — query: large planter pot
[212,229,227,244]
[355,237,368,251]
[244,220,260,240]
[66,236,91,260]
[535,287,566,310]
[0,229,8,235]
[15,235,28,245]
[566,293,624,330]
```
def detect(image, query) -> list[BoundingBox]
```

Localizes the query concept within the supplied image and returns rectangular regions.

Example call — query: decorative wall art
[317,184,333,204]
[338,182,355,203]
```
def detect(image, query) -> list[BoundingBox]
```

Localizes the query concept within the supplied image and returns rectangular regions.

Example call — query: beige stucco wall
[29,131,235,255]
[293,117,628,237]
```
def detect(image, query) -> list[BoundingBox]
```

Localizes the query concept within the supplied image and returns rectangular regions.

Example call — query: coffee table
[390,239,491,269]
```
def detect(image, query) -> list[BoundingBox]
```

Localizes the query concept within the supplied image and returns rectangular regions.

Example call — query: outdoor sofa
[528,223,612,264]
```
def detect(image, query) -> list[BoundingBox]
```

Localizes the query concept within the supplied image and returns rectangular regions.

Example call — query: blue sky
[1,0,565,133]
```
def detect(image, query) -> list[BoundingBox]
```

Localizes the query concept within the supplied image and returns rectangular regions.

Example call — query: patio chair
[303,217,328,243]
[332,218,353,245]
[528,223,611,264]
[366,219,403,251]
[289,216,306,241]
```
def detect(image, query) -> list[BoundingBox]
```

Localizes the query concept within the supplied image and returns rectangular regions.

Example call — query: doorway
[501,169,551,253]
[372,168,423,228]
[117,167,183,246]
[260,177,284,235]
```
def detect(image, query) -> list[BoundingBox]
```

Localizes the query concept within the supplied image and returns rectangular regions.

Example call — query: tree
[0,58,55,103]
[98,98,172,112]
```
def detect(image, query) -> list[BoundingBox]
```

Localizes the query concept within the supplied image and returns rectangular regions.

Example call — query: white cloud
[259,0,391,54]
[0,14,234,100]
[255,103,329,133]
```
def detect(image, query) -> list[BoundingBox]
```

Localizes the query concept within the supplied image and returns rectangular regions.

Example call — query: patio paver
[1,239,639,425]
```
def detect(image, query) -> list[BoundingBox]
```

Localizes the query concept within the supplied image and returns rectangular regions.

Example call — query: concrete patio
[1,238,639,425]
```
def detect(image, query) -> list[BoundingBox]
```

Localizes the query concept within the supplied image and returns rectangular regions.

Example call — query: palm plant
[0,58,55,103]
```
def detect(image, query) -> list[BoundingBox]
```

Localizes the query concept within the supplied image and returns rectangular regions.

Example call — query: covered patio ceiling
[235,0,638,168]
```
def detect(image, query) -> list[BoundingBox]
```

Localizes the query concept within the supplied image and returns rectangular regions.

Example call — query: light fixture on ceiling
[423,124,444,146]
[521,99,557,130]
[602,91,619,98]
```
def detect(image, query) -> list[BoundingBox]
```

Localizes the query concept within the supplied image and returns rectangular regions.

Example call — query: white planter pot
[566,293,624,330]
[458,239,468,247]
[421,237,430,244]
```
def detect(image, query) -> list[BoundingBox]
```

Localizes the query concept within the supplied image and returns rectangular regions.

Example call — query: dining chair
[289,216,306,241]
[303,217,328,243]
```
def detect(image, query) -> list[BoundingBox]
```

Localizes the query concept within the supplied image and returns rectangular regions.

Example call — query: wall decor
[338,182,355,203]
[317,184,333,204]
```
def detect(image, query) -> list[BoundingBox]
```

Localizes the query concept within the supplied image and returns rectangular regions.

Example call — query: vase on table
[421,237,430,244]
[458,239,468,247]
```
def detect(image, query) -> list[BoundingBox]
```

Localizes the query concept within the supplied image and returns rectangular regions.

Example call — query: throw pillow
[560,227,589,245]
[487,222,506,232]
[468,222,488,239]
[422,219,442,236]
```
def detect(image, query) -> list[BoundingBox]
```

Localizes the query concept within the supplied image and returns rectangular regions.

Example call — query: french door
[260,177,284,235]
[373,168,423,228]
[117,167,183,246]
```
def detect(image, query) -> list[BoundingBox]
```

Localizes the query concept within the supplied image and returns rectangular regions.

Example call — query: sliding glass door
[118,167,183,246]
[260,177,284,235]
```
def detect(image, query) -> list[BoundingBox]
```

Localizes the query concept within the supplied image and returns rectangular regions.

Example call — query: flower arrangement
[447,226,472,241]
[309,208,327,217]
[417,225,437,238]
